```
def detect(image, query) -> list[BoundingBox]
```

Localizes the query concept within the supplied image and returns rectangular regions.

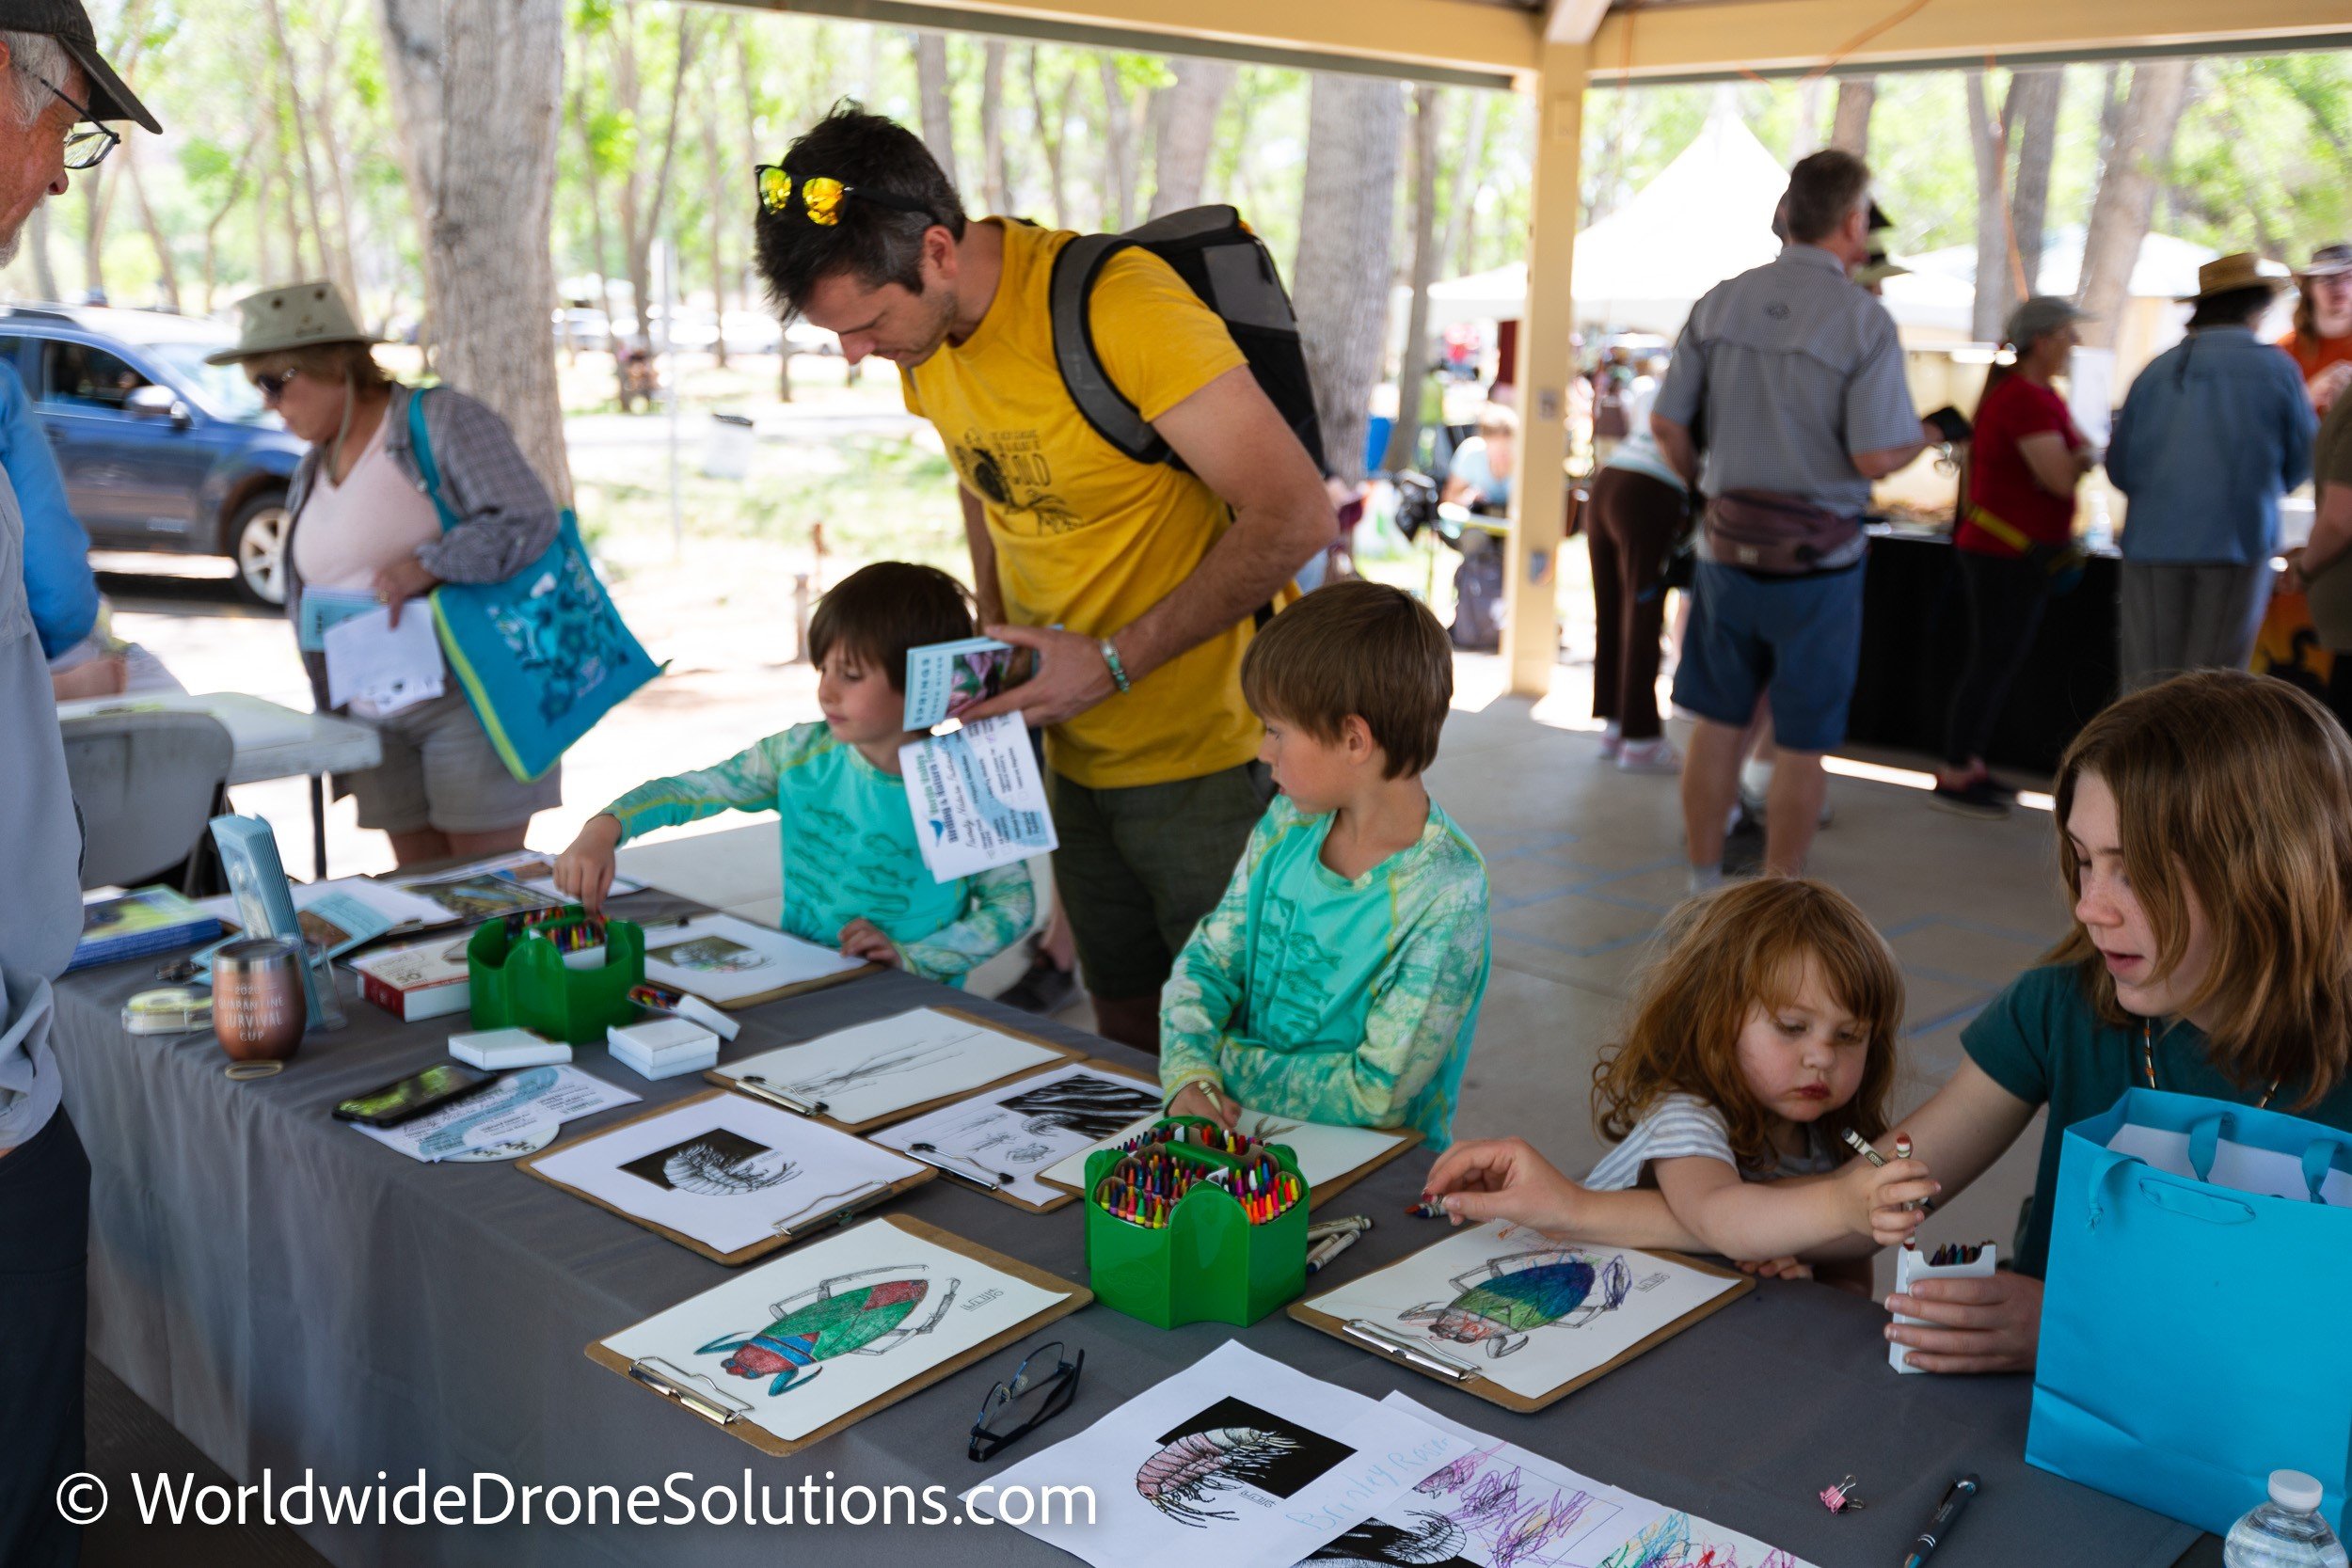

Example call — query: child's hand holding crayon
[552,815,624,915]
[1167,1080,1243,1131]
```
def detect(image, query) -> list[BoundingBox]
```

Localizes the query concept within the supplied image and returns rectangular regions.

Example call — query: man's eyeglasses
[252,370,298,402]
[31,72,118,170]
[754,166,933,227]
[967,1340,1082,1462]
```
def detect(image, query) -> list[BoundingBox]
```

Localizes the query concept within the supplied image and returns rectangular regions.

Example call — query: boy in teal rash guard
[554,562,1034,985]
[1161,582,1490,1148]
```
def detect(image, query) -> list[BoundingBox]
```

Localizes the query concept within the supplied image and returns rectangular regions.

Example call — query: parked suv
[0,305,310,604]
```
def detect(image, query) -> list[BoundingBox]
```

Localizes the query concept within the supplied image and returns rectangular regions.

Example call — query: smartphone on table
[332,1063,498,1128]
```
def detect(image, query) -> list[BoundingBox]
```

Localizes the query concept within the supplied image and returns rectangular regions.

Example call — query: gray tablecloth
[54,887,2199,1568]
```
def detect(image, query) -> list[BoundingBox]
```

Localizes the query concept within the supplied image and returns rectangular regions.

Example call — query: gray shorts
[336,690,562,834]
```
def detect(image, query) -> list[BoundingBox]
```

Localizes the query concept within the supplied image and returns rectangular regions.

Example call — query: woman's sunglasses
[754,166,934,227]
[252,370,299,402]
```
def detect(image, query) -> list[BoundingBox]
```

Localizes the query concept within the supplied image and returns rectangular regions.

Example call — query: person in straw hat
[206,282,564,865]
[2280,242,2352,417]
[2106,252,2315,692]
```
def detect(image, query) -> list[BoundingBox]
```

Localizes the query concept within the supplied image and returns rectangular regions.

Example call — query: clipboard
[584,1215,1091,1457]
[702,1005,1084,1135]
[1287,1243,1753,1413]
[639,911,882,1011]
[879,1056,1164,1213]
[521,1087,935,1266]
[1037,1114,1423,1212]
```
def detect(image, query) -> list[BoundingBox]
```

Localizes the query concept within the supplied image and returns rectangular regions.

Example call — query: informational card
[351,1064,639,1164]
[900,713,1057,883]
[323,601,444,713]
[901,636,1013,731]
[295,586,380,652]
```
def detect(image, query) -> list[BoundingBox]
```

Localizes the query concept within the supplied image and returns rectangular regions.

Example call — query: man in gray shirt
[1651,150,1932,888]
[0,8,158,1562]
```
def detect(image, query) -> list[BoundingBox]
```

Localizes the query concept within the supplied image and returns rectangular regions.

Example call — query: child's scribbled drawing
[1400,1247,1635,1358]
[696,1264,958,1396]
[1597,1513,1801,1568]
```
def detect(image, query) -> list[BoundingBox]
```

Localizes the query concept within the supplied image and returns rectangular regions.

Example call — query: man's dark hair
[806,562,977,694]
[2187,285,2278,331]
[754,102,968,315]
[1782,150,1871,245]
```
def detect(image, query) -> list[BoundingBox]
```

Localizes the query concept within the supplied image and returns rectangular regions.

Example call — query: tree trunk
[1791,75,1827,158]
[915,32,958,192]
[1966,71,2010,341]
[26,204,58,301]
[80,165,119,301]
[570,85,620,354]
[2077,59,2191,350]
[2006,68,2063,299]
[1439,89,1490,278]
[704,84,729,367]
[123,140,180,311]
[1384,85,1442,474]
[979,40,1009,214]
[263,0,346,298]
[1097,59,1137,230]
[1147,56,1233,220]
[309,0,365,308]
[627,12,699,351]
[1026,47,1068,228]
[378,0,573,501]
[1829,77,1876,157]
[1292,72,1404,487]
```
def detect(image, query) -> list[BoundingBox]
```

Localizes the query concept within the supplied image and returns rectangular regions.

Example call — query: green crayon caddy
[1083,1117,1310,1329]
[466,909,645,1045]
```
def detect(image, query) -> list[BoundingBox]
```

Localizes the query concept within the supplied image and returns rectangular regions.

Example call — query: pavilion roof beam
[1588,0,2352,83]
[709,0,1537,90]
[1545,0,1611,45]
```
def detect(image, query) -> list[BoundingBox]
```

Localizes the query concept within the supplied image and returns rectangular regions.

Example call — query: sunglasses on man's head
[754,166,934,227]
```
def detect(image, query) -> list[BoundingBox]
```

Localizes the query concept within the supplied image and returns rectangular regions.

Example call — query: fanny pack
[1702,489,1861,575]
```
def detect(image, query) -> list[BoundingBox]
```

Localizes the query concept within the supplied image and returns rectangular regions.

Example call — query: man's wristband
[1099,637,1132,695]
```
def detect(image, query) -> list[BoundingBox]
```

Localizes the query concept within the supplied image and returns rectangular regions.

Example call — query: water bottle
[2224,1471,2349,1568]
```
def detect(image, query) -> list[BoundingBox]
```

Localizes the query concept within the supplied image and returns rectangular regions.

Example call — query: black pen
[1902,1474,1979,1568]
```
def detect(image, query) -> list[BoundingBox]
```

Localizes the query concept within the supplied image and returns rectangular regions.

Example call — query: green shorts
[1047,761,1272,1002]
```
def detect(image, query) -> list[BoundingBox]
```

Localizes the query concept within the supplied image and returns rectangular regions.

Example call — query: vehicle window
[43,340,152,411]
[142,341,264,421]
[0,336,26,383]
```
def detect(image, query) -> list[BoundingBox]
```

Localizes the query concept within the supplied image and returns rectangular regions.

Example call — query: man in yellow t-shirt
[755,106,1335,1051]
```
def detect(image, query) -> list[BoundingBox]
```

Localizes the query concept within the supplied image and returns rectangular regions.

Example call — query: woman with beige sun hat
[207,280,563,865]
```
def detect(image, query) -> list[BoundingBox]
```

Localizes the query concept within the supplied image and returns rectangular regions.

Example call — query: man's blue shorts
[1671,559,1865,753]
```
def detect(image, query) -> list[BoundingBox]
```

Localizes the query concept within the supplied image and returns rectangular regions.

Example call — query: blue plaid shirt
[2106,327,2316,565]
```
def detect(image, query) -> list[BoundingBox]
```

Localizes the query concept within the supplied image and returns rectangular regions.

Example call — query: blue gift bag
[408,390,659,782]
[2027,1087,2352,1536]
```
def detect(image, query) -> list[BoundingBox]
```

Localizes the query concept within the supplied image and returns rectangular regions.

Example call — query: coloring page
[602,1217,1070,1444]
[970,1340,1468,1568]
[1292,1392,1814,1568]
[869,1062,1164,1206]
[713,1007,1067,1127]
[531,1094,923,1254]
[638,913,865,1004]
[1041,1107,1407,1198]
[1301,1221,1740,1403]
[351,1065,639,1164]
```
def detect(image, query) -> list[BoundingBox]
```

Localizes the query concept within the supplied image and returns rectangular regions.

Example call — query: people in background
[0,16,159,1567]
[2106,254,2315,692]
[1443,403,1517,512]
[1160,582,1489,1149]
[755,104,1331,1052]
[1931,297,2096,818]
[1588,370,1688,774]
[214,282,566,868]
[1652,150,1931,891]
[2280,242,2352,416]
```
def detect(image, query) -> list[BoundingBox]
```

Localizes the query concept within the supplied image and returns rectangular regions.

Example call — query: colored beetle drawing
[1135,1426,1300,1527]
[696,1264,959,1396]
[1399,1247,1634,1358]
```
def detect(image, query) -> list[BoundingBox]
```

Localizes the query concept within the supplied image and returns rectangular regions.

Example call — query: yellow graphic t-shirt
[902,218,1260,790]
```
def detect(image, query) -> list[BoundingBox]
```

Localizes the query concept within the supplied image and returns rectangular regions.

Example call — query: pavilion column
[1501,41,1586,697]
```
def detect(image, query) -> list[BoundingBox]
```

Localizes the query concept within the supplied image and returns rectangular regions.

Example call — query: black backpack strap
[1048,232,1172,467]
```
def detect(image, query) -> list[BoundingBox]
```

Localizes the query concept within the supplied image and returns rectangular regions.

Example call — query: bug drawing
[1136,1426,1300,1527]
[999,1073,1162,1142]
[696,1264,958,1396]
[623,1129,798,1196]
[780,1039,966,1104]
[1303,1511,1473,1566]
[1399,1246,1634,1357]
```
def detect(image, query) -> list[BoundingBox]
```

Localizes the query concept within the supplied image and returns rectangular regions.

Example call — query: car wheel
[229,491,292,607]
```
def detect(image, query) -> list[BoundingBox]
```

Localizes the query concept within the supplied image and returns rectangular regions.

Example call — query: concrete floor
[612,660,2066,1291]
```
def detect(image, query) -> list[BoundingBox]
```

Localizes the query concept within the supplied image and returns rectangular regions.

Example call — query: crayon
[1407,1195,1449,1219]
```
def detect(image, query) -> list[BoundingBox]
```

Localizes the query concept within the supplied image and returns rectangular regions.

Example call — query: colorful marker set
[1921,1241,1992,1267]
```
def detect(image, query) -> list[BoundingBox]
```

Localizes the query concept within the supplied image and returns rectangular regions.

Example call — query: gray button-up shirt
[0,464,87,1152]
[1653,244,1921,522]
